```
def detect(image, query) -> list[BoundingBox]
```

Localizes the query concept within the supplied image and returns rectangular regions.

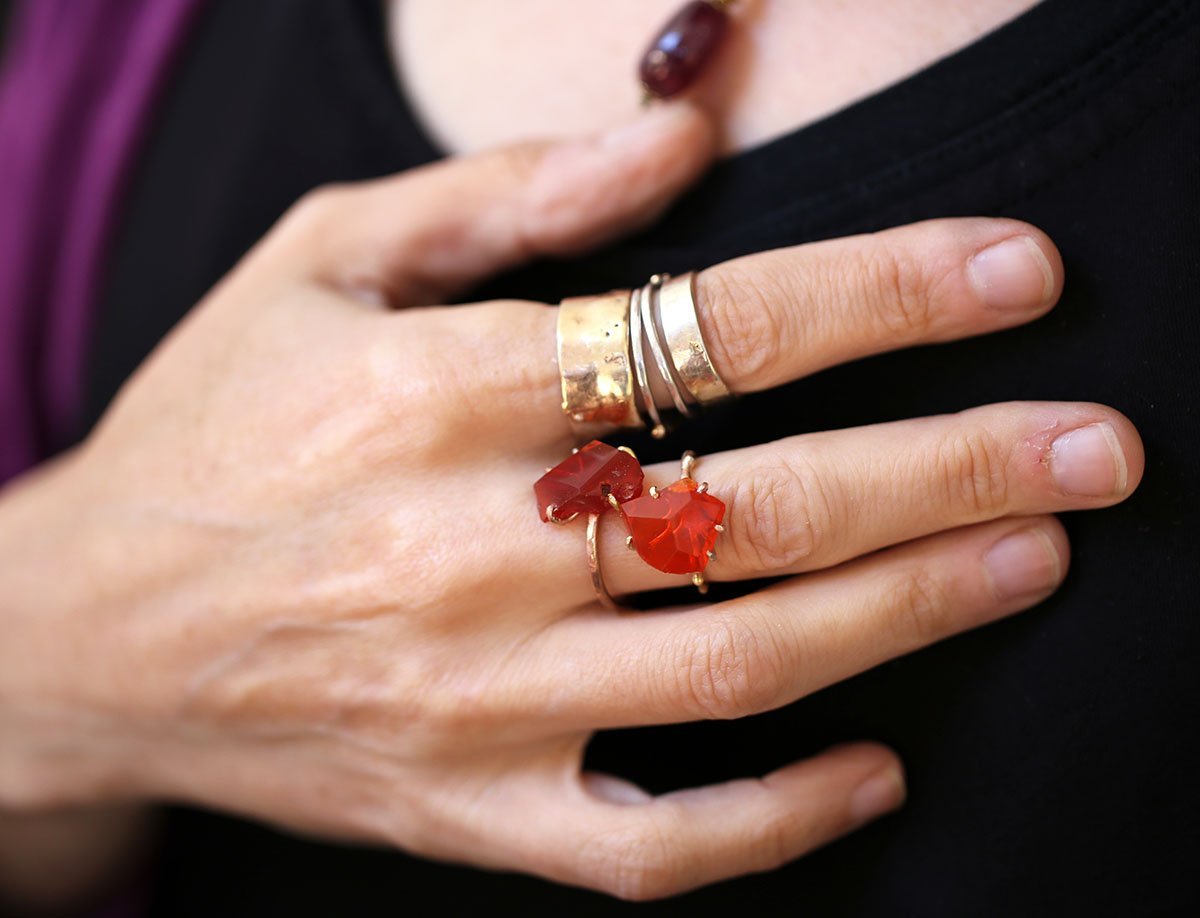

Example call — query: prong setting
[545,504,579,525]
[680,450,697,479]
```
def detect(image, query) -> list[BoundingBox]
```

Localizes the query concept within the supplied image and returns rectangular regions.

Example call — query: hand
[0,104,1142,900]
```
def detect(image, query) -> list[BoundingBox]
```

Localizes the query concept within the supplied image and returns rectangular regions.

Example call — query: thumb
[274,104,716,306]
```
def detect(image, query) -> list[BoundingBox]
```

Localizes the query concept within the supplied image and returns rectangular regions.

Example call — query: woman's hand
[0,104,1142,900]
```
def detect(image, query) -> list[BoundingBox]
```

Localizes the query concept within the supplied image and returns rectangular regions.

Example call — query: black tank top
[81,1,1200,914]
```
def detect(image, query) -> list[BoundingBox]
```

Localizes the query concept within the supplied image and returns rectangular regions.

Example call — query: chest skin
[389,0,1041,156]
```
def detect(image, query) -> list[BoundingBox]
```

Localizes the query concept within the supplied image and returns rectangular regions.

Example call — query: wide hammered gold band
[557,291,642,436]
[657,272,733,405]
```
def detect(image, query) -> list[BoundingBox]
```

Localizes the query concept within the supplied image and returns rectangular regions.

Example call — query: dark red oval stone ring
[535,443,726,606]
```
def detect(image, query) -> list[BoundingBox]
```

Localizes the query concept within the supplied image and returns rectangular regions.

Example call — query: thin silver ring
[628,285,668,439]
[641,274,693,417]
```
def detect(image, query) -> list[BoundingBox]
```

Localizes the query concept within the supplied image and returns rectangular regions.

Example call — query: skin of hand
[0,103,1143,901]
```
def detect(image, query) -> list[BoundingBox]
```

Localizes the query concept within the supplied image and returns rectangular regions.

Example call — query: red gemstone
[639,1,730,99]
[621,477,725,574]
[535,440,644,522]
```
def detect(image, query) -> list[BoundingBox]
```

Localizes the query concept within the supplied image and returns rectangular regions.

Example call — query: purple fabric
[0,0,205,484]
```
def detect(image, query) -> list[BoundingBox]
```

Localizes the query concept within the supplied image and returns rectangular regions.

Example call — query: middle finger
[543,400,1142,601]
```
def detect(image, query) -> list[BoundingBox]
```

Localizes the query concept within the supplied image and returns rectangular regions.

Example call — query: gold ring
[657,272,733,405]
[536,442,726,606]
[616,449,726,594]
[557,291,643,436]
[586,512,620,610]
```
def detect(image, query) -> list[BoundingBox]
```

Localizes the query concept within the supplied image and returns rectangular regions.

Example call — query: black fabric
[82,0,1200,914]
[0,1,13,66]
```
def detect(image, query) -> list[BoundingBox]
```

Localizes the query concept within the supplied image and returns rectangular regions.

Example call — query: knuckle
[698,266,788,387]
[857,236,936,338]
[934,426,1010,517]
[270,183,360,262]
[416,671,503,738]
[525,180,592,253]
[889,566,955,645]
[730,448,829,573]
[357,299,552,456]
[285,183,354,233]
[497,142,581,255]
[585,822,680,901]
[674,613,781,720]
[738,780,796,869]
[435,300,558,422]
[357,332,449,454]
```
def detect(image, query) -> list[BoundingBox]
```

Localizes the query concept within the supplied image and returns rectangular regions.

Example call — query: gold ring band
[586,511,620,610]
[557,291,642,435]
[556,271,732,436]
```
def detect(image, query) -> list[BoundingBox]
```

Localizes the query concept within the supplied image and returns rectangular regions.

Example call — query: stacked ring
[558,271,732,438]
[638,273,693,425]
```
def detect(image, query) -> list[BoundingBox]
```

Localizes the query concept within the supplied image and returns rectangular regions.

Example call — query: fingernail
[983,527,1063,601]
[1048,422,1128,497]
[968,235,1054,311]
[850,763,906,826]
[600,102,697,150]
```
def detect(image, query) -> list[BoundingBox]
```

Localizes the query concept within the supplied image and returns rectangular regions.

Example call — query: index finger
[436,217,1063,449]
[696,216,1061,394]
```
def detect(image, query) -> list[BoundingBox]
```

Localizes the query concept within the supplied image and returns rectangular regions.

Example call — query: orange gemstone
[534,440,644,522]
[621,477,725,574]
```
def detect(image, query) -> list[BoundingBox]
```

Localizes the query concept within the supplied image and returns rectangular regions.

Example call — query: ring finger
[530,514,1071,730]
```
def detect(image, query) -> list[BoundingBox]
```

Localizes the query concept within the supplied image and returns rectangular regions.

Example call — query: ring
[628,281,668,439]
[534,439,643,524]
[557,270,732,436]
[586,512,619,610]
[557,291,642,436]
[637,274,694,424]
[657,272,733,406]
[535,442,727,604]
[616,449,726,594]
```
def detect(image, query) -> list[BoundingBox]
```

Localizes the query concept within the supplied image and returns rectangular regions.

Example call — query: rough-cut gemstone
[621,477,725,574]
[535,440,644,522]
[639,1,730,99]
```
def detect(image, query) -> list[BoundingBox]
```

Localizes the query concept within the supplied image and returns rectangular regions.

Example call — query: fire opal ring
[534,441,727,607]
